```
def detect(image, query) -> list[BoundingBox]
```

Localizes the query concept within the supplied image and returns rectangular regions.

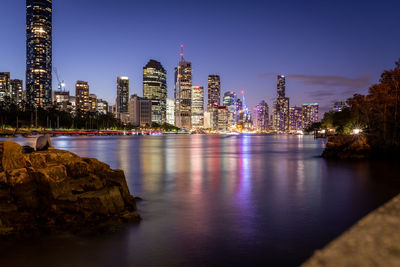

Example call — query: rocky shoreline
[0,141,140,237]
[301,193,400,266]
[322,135,372,159]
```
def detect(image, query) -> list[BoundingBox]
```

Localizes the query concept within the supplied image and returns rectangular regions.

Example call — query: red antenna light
[241,90,245,95]
[180,44,184,61]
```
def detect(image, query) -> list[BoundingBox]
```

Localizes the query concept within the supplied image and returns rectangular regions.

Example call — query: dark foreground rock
[322,135,371,159]
[301,193,400,266]
[0,141,140,237]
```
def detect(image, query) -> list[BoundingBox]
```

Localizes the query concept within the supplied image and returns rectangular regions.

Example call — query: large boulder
[0,141,140,236]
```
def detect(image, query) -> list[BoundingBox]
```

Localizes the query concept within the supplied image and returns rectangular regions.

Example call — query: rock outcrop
[322,135,371,159]
[0,141,140,236]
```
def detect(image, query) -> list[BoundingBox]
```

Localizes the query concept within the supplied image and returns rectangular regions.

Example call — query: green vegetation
[0,98,130,130]
[320,60,400,151]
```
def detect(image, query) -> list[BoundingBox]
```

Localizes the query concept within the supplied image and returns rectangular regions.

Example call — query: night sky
[1,0,400,114]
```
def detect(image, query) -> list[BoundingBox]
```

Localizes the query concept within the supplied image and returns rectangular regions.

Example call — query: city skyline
[1,0,400,114]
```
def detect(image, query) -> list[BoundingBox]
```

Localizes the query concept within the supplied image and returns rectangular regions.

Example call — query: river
[1,135,400,266]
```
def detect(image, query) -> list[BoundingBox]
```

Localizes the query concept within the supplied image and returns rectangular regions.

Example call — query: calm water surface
[1,135,400,266]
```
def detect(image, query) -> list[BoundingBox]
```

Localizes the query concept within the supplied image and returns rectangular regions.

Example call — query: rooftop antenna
[180,44,184,62]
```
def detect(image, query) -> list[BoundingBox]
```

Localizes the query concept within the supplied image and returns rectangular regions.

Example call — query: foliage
[0,99,128,130]
[320,108,357,134]
[348,59,400,148]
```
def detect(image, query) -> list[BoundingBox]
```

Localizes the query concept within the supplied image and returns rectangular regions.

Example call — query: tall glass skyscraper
[143,60,167,124]
[208,75,221,110]
[175,50,192,129]
[26,0,52,107]
[302,103,319,129]
[117,76,129,117]
[223,91,237,127]
[273,75,290,132]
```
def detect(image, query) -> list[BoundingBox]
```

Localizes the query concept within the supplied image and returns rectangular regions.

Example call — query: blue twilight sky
[1,0,400,114]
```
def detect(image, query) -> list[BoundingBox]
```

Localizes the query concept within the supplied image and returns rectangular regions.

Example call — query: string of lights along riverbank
[0,0,321,133]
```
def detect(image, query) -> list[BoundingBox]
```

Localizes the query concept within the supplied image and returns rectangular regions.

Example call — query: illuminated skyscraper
[273,75,290,132]
[117,76,129,118]
[26,0,52,107]
[0,72,10,102]
[143,60,167,124]
[302,103,319,129]
[223,91,237,127]
[254,100,269,132]
[75,81,90,112]
[10,79,23,105]
[289,106,303,132]
[191,86,204,129]
[208,75,221,110]
[166,98,175,125]
[174,46,192,129]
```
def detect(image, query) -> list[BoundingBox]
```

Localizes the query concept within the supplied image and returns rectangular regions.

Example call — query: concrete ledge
[301,194,400,267]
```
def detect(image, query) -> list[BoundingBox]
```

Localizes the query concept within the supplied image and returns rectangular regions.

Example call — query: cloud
[258,73,372,91]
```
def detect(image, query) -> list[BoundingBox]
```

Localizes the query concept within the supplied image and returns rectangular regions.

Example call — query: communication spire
[180,44,184,62]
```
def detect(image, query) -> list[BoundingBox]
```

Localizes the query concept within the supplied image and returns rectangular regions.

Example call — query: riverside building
[26,0,52,107]
[302,103,319,129]
[166,98,175,125]
[191,86,204,129]
[223,91,237,127]
[174,46,192,129]
[289,106,303,132]
[208,75,221,110]
[254,100,269,132]
[143,60,167,124]
[117,77,129,119]
[273,75,290,132]
[75,81,90,112]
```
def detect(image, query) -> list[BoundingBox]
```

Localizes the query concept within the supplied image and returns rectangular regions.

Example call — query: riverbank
[0,141,140,237]
[301,193,400,266]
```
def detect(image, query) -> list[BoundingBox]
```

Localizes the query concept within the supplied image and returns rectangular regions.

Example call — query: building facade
[302,103,319,129]
[75,81,90,112]
[208,75,221,110]
[143,60,167,124]
[166,98,175,125]
[289,106,303,132]
[223,91,237,127]
[254,100,269,132]
[117,76,129,118]
[191,86,204,129]
[174,59,192,129]
[273,75,290,132]
[26,0,52,107]
[128,94,152,127]
[0,72,10,102]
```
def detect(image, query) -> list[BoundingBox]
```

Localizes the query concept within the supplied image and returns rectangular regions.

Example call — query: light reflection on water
[1,135,400,266]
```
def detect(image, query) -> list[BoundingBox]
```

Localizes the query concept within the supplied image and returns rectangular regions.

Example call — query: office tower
[216,105,228,132]
[89,94,97,112]
[129,94,152,127]
[174,46,192,129]
[254,100,269,132]
[208,75,221,110]
[223,91,237,127]
[75,81,90,112]
[143,60,167,124]
[26,0,52,107]
[0,72,10,102]
[191,86,204,129]
[289,106,303,132]
[166,98,175,125]
[277,74,286,98]
[10,79,23,105]
[302,103,319,129]
[273,75,290,132]
[117,76,129,119]
[236,98,243,113]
